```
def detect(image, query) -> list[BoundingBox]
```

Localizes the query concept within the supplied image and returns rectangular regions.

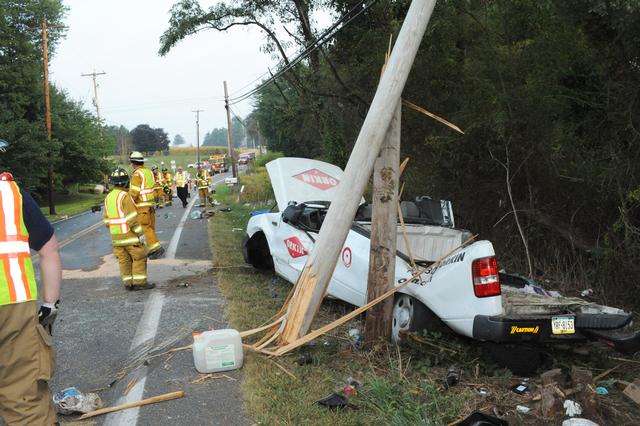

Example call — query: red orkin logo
[293,168,340,191]
[284,236,307,258]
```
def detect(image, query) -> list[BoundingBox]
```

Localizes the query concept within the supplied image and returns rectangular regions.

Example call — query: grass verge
[41,192,103,222]
[210,185,640,426]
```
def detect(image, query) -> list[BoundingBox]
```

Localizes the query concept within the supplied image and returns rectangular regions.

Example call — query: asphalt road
[46,173,249,425]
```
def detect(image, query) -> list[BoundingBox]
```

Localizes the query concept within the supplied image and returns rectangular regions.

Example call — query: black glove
[38,300,59,335]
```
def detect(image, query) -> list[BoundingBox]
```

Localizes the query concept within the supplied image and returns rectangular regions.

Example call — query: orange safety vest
[0,177,37,305]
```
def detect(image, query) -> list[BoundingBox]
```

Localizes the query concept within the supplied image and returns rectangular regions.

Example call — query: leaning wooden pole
[364,101,401,346]
[279,0,437,345]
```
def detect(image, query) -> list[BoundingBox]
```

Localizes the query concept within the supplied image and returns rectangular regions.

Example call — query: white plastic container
[192,329,243,373]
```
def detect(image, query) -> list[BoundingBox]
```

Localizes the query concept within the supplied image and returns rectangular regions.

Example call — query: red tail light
[472,256,501,298]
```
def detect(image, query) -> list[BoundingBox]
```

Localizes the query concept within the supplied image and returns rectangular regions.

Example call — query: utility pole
[81,70,106,123]
[192,110,203,167]
[223,81,238,179]
[42,17,55,215]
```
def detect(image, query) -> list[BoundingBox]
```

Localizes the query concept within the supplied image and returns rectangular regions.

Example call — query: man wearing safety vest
[129,152,164,259]
[0,140,62,424]
[196,167,211,208]
[151,165,165,209]
[174,166,189,208]
[162,166,173,206]
[104,168,155,291]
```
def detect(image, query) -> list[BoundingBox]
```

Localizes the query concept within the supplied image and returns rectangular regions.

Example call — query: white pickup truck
[242,158,639,371]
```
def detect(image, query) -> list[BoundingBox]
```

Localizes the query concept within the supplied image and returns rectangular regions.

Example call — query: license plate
[551,316,575,335]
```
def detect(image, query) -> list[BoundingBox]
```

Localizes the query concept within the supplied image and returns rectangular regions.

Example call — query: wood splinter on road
[77,390,185,420]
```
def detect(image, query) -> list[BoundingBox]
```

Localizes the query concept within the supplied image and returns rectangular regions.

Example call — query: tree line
[0,0,113,197]
[161,0,640,308]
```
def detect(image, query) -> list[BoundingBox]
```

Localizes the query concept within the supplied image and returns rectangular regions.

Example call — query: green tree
[173,134,187,145]
[131,125,170,153]
[0,0,67,193]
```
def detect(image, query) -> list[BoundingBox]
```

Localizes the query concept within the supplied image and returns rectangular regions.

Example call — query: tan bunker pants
[0,301,56,425]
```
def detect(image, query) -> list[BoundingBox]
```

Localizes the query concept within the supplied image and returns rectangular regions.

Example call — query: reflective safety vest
[163,172,172,186]
[104,189,143,246]
[196,170,210,189]
[154,171,164,189]
[0,179,37,306]
[175,172,187,187]
[129,167,155,207]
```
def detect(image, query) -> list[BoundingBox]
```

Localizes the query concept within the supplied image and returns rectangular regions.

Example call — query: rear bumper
[473,314,640,354]
[473,315,586,344]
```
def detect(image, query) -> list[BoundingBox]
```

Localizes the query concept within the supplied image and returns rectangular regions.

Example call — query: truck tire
[484,342,544,376]
[391,294,433,342]
[246,232,274,270]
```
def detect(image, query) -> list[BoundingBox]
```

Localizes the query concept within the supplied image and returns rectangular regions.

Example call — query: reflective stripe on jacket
[129,167,155,207]
[104,189,143,246]
[0,180,37,305]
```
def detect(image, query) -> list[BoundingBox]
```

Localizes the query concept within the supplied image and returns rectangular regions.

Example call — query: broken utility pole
[81,70,106,123]
[364,101,401,346]
[278,0,437,345]
[223,81,239,180]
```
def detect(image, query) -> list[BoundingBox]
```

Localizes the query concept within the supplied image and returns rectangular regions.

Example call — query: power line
[228,0,378,106]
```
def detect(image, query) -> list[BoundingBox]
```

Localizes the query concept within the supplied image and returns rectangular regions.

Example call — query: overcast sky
[50,0,275,145]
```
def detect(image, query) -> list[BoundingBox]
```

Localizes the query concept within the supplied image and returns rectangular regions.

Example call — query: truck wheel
[391,294,430,342]
[246,232,274,270]
[484,343,544,376]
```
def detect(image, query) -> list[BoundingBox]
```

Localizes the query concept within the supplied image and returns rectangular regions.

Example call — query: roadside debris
[316,393,355,410]
[443,366,461,389]
[564,399,583,416]
[511,382,529,394]
[623,378,640,405]
[191,373,236,384]
[296,354,313,366]
[53,387,102,415]
[190,210,202,220]
[562,419,600,426]
[595,386,608,396]
[192,329,243,373]
[77,390,185,420]
[457,411,508,426]
[176,282,189,288]
[516,405,531,414]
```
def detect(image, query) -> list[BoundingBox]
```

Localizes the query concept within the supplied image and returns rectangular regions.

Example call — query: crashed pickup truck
[242,157,640,370]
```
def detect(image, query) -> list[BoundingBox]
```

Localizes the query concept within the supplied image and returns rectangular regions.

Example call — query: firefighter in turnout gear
[174,166,189,208]
[0,140,62,425]
[152,165,165,208]
[104,168,155,291]
[162,167,173,206]
[129,152,164,259]
[196,167,211,208]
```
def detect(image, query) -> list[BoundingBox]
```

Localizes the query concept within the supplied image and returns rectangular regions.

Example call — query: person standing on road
[129,152,164,259]
[162,166,173,207]
[196,167,211,208]
[152,165,165,209]
[104,168,155,291]
[174,166,189,208]
[0,140,62,425]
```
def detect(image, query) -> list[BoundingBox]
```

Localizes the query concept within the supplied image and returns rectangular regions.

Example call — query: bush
[256,151,283,168]
[241,168,274,204]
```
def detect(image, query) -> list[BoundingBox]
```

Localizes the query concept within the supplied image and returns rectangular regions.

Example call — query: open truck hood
[266,157,364,211]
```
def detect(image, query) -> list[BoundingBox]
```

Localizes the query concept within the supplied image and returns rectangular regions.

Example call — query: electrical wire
[228,0,379,106]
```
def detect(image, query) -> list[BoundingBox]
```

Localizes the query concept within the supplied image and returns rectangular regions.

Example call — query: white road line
[104,176,228,426]
[104,292,165,426]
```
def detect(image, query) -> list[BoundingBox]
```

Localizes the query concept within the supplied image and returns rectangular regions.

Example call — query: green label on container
[205,343,236,370]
